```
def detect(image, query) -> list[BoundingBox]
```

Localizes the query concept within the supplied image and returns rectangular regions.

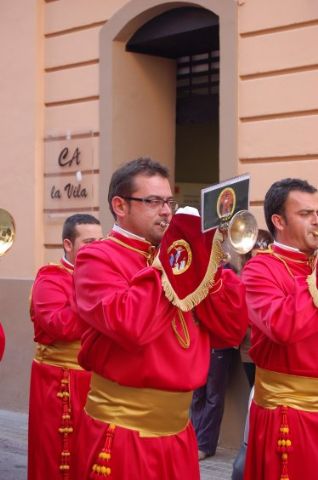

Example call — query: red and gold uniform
[242,244,318,480]
[0,322,5,360]
[72,229,248,480]
[28,257,91,480]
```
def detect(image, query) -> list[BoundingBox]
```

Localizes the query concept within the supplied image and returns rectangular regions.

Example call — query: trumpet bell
[0,209,15,256]
[228,210,258,255]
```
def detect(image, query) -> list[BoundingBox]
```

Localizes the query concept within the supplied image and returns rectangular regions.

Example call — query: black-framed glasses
[122,196,179,212]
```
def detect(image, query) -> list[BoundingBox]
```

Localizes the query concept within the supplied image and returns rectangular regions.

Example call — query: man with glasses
[73,157,248,480]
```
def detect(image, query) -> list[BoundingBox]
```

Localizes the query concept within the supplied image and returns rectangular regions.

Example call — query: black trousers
[191,348,234,455]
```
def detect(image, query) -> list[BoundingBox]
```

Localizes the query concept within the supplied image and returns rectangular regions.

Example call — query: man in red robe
[72,157,248,480]
[242,178,318,480]
[28,214,103,480]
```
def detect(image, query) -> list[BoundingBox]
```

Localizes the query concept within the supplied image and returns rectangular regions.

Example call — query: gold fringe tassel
[57,369,73,479]
[90,424,116,478]
[277,407,293,480]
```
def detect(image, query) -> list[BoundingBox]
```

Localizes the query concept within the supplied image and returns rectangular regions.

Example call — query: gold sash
[34,341,83,370]
[85,373,192,437]
[254,367,318,412]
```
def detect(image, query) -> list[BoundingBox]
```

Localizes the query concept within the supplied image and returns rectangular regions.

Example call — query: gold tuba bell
[221,210,258,255]
[0,209,15,256]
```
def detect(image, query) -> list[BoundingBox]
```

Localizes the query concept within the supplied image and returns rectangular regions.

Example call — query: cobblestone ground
[200,448,237,480]
[0,409,236,480]
[0,410,27,480]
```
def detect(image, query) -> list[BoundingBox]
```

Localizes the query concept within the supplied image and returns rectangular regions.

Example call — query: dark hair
[264,178,317,237]
[241,229,273,265]
[108,157,169,219]
[62,214,100,243]
[253,229,273,250]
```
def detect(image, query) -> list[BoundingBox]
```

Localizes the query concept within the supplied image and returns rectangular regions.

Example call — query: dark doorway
[127,7,219,208]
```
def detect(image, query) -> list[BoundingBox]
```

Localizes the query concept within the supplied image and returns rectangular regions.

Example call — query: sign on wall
[44,134,99,218]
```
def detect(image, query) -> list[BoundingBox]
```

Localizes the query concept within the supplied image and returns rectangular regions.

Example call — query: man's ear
[271,214,285,233]
[112,196,127,219]
[63,238,73,254]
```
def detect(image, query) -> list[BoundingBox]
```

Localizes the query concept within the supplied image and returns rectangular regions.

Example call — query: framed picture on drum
[201,174,250,233]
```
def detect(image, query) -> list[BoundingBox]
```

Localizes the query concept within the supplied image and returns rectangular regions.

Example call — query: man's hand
[212,228,229,266]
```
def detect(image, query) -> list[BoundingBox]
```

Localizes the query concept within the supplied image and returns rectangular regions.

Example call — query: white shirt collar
[273,241,300,253]
[113,224,146,241]
[62,256,74,267]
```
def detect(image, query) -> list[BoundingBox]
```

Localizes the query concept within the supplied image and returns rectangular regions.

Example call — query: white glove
[175,206,200,217]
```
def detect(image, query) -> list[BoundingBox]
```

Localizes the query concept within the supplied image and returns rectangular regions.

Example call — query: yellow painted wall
[0,0,44,277]
[238,0,318,228]
[2,0,317,282]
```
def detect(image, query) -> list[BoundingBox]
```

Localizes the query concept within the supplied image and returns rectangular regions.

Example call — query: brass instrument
[0,209,15,256]
[221,210,258,255]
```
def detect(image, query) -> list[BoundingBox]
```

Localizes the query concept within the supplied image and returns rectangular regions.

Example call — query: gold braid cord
[157,238,226,312]
[307,267,318,308]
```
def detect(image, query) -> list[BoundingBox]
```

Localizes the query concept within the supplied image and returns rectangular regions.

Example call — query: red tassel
[57,369,73,479]
[277,407,292,480]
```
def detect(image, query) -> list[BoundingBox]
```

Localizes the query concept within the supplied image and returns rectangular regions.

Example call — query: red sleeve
[31,267,83,342]
[194,268,249,348]
[0,323,5,361]
[242,258,318,344]
[74,246,173,350]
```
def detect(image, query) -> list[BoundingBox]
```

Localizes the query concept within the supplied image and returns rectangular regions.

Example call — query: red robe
[242,244,318,480]
[73,230,248,480]
[28,258,91,480]
[0,323,5,360]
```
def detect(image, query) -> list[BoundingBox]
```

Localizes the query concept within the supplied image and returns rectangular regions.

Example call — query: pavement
[0,410,28,480]
[200,448,236,480]
[0,409,237,480]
